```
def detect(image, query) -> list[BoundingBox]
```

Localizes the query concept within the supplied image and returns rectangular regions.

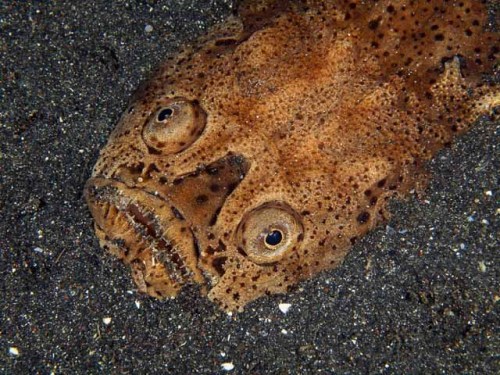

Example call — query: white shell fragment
[221,362,235,371]
[278,303,292,314]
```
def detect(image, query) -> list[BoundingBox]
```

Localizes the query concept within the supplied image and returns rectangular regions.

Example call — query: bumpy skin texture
[85,0,499,312]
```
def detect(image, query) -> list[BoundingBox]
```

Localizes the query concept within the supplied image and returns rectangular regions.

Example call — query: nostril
[195,194,209,205]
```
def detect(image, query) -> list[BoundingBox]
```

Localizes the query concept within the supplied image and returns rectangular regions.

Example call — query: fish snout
[84,153,250,298]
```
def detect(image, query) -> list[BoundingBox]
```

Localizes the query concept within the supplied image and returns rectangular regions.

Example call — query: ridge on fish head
[85,0,499,312]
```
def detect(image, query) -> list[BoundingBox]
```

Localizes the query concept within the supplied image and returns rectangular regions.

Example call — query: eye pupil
[157,108,173,121]
[265,230,283,247]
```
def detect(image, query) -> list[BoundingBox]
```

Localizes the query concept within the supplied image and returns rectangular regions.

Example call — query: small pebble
[145,24,153,33]
[9,347,20,356]
[102,317,112,325]
[386,225,396,235]
[478,261,486,273]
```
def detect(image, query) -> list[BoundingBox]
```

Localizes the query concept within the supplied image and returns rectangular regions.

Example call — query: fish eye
[237,202,303,264]
[142,98,207,154]
[157,107,173,122]
[264,229,283,248]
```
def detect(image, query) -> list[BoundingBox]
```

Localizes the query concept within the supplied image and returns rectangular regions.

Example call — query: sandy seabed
[1,1,498,373]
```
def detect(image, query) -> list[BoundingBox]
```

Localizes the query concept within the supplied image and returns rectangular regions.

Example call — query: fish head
[85,0,498,311]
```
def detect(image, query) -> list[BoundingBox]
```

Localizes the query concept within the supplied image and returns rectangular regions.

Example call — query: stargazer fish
[85,0,499,312]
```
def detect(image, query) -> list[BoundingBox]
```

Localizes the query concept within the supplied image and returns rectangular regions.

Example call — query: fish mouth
[84,177,205,297]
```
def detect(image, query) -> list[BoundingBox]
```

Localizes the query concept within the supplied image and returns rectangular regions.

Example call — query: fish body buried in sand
[85,0,499,312]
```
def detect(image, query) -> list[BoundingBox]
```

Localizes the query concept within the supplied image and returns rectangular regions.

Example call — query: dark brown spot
[377,178,387,188]
[209,183,221,192]
[212,257,227,275]
[368,18,380,30]
[206,166,219,175]
[173,178,184,185]
[196,194,209,205]
[357,211,370,224]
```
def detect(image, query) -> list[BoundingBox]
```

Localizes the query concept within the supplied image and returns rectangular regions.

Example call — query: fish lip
[84,176,200,285]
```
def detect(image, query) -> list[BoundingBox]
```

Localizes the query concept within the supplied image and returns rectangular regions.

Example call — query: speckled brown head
[85,0,499,312]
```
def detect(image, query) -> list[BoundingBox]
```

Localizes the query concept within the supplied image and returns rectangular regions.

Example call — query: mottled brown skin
[85,0,499,312]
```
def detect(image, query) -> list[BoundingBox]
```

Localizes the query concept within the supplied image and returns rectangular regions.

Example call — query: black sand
[1,1,498,373]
